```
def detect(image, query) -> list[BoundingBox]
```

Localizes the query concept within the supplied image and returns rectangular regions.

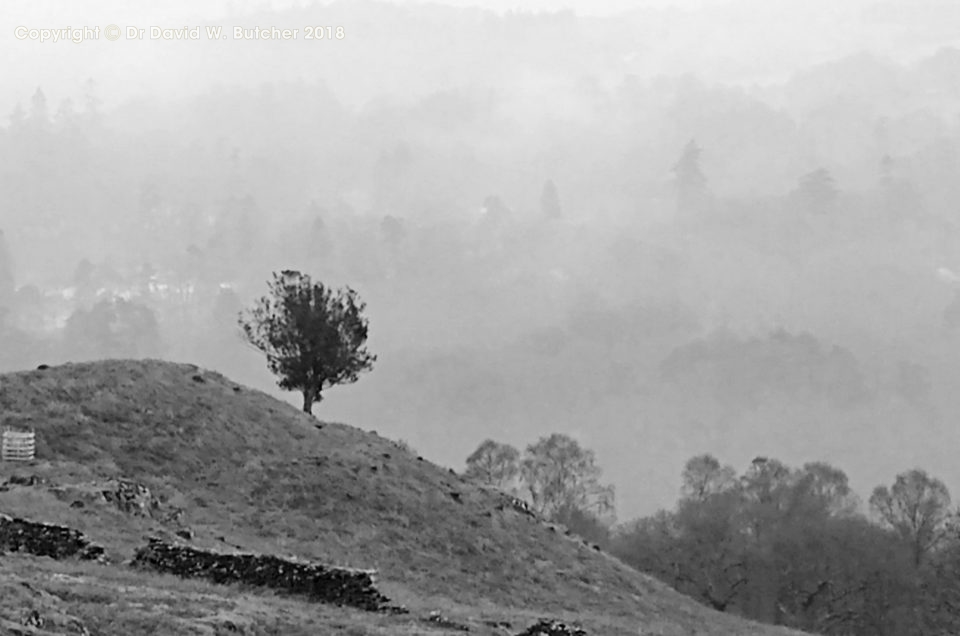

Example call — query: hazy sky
[4,0,957,116]
[1,0,707,22]
[6,0,960,521]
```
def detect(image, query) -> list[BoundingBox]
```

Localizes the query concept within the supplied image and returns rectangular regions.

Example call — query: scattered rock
[449,491,463,503]
[101,479,160,517]
[216,536,243,549]
[232,386,242,392]
[192,374,205,383]
[175,529,194,541]
[423,611,471,631]
[164,507,185,525]
[132,538,407,614]
[515,619,587,636]
[495,493,537,519]
[20,609,45,628]
[0,513,106,561]
[381,453,391,459]
[48,485,102,509]
[36,364,49,371]
[485,620,513,629]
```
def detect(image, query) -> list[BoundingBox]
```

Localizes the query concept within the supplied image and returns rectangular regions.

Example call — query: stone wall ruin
[0,513,105,561]
[131,538,407,614]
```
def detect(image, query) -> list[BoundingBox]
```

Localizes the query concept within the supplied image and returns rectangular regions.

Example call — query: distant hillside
[660,329,870,409]
[0,359,807,635]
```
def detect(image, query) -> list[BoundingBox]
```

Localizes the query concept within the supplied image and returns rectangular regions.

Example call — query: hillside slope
[0,359,808,635]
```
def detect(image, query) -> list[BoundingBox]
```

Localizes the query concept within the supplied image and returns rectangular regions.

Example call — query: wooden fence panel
[1,428,36,462]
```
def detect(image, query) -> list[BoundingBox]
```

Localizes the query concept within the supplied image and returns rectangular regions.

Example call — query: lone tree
[239,270,376,414]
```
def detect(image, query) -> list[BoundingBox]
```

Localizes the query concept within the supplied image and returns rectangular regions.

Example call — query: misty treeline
[610,455,960,635]
[4,19,960,518]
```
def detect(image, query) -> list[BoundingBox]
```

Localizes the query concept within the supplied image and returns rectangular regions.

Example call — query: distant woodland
[4,1,960,585]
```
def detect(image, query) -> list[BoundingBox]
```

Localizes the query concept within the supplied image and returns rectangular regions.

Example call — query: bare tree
[520,433,614,519]
[681,454,738,502]
[870,468,952,566]
[464,439,520,490]
[794,462,859,517]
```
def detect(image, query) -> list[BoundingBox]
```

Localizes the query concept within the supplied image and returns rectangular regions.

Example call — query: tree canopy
[239,270,376,414]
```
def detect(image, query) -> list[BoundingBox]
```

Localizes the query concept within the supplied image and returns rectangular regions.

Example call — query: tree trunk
[302,388,315,414]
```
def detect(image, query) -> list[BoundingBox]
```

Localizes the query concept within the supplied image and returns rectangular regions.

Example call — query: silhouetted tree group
[611,454,960,635]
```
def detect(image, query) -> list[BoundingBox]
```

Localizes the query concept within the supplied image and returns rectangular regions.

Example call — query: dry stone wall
[132,538,407,613]
[0,513,105,561]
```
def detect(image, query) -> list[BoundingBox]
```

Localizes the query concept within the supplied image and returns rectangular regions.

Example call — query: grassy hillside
[0,359,808,635]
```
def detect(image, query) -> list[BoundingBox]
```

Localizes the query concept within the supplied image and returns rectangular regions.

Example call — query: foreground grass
[0,554,475,635]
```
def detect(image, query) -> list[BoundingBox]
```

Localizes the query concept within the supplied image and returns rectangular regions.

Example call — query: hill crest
[0,359,806,635]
